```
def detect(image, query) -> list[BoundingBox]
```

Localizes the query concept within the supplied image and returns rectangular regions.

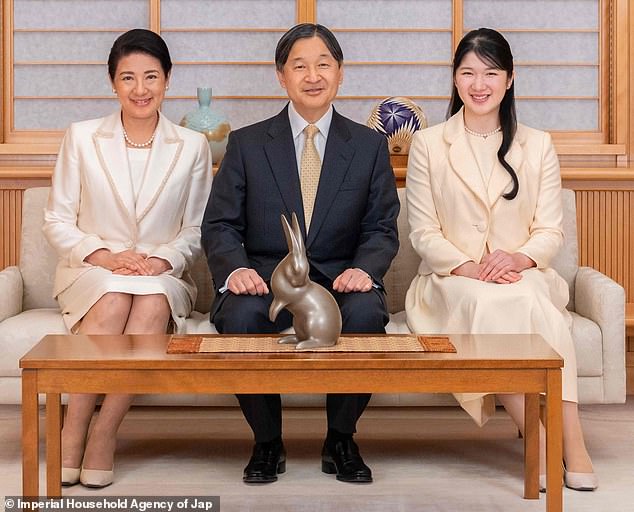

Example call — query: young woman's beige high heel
[539,463,598,492]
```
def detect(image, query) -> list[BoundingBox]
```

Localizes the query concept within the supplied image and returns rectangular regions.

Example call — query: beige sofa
[0,187,625,405]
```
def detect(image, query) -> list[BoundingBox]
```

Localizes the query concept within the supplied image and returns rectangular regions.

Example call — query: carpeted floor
[1,402,632,511]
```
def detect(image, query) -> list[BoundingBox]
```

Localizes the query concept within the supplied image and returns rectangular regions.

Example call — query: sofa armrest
[574,266,626,403]
[0,266,24,322]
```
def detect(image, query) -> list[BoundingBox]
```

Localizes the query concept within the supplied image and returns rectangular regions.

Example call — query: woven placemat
[167,335,456,354]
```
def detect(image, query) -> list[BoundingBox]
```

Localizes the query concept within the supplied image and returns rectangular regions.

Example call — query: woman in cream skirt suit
[43,29,212,488]
[405,28,597,491]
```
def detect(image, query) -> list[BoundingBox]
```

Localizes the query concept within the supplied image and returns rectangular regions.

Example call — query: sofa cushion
[570,311,603,377]
[550,189,578,311]
[20,188,59,310]
[0,266,23,321]
[384,188,420,314]
[0,308,67,376]
[190,254,215,314]
[184,311,218,334]
[386,310,411,333]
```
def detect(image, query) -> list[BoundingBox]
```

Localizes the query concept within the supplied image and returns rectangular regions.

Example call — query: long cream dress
[405,110,578,426]
[43,111,212,333]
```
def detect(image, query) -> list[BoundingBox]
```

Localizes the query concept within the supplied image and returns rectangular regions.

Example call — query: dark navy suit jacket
[201,105,399,317]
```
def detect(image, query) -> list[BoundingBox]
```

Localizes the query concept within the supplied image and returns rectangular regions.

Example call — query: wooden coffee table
[20,333,563,511]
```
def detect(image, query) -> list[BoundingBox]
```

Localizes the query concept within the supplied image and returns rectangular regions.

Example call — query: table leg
[46,393,62,497]
[546,369,563,512]
[524,393,540,499]
[22,369,39,498]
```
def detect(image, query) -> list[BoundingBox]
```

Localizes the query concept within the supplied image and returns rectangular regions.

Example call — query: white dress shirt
[288,102,333,174]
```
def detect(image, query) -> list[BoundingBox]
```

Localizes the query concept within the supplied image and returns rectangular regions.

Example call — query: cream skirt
[405,268,577,426]
[57,266,195,334]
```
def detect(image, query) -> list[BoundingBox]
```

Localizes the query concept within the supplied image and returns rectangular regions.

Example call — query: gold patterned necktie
[300,124,321,230]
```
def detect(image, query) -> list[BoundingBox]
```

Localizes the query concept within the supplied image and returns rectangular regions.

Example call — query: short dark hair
[108,29,172,80]
[448,28,519,200]
[275,23,343,71]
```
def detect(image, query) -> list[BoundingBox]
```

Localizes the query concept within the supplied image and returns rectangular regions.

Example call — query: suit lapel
[263,107,304,231]
[135,113,183,222]
[444,110,489,208]
[306,109,354,247]
[92,112,136,226]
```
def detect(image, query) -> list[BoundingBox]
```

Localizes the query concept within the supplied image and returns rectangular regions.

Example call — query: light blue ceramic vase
[180,87,231,163]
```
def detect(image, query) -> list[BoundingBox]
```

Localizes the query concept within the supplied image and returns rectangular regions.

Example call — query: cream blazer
[43,111,212,297]
[406,109,564,276]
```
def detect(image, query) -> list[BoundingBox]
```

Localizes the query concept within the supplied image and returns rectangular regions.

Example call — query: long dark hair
[448,28,518,200]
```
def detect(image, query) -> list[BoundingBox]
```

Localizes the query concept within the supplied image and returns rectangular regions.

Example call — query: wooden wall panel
[575,189,634,302]
[0,175,50,269]
[1,188,22,268]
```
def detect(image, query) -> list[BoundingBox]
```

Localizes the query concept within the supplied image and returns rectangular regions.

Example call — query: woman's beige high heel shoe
[61,467,81,486]
[80,467,114,488]
[564,467,598,491]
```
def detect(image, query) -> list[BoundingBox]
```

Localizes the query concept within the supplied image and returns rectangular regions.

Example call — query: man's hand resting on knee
[227,268,270,295]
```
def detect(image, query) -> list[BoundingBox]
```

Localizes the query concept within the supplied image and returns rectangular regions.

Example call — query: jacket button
[124,240,133,248]
[475,224,487,233]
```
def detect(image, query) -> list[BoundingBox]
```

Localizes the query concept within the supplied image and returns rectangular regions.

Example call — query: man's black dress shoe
[243,439,286,484]
[321,437,373,483]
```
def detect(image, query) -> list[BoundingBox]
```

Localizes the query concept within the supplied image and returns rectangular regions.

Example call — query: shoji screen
[464,0,601,132]
[11,0,148,137]
[316,0,453,127]
[7,0,298,141]
[159,0,296,129]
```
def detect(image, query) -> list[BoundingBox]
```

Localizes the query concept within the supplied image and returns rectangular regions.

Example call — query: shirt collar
[288,102,333,140]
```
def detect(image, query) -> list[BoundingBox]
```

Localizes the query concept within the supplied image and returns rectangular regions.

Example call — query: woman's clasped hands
[452,249,535,284]
[85,248,171,276]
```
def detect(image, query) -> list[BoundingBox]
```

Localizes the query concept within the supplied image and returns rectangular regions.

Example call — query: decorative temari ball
[367,97,427,154]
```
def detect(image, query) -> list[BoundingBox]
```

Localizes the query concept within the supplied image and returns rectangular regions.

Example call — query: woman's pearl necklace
[465,125,502,139]
[122,125,156,148]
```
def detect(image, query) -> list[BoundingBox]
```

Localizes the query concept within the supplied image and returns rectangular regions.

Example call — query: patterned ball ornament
[367,97,427,154]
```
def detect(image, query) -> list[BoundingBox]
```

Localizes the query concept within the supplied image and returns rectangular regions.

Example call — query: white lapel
[134,113,183,222]
[92,112,136,226]
[444,109,489,208]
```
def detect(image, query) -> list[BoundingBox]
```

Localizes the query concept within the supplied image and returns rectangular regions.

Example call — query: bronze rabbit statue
[269,213,342,350]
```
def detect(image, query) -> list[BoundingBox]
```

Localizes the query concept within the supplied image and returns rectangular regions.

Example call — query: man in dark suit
[201,23,399,485]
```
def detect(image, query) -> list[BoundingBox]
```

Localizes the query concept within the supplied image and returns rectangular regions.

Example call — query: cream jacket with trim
[406,108,563,277]
[43,111,212,297]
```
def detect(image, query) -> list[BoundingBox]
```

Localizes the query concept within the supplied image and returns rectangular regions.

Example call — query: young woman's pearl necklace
[122,125,156,148]
[465,125,502,139]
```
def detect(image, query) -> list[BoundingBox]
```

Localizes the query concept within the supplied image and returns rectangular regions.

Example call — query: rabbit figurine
[269,213,342,350]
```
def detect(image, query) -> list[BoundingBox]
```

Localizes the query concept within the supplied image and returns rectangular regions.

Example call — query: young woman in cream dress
[405,28,596,491]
